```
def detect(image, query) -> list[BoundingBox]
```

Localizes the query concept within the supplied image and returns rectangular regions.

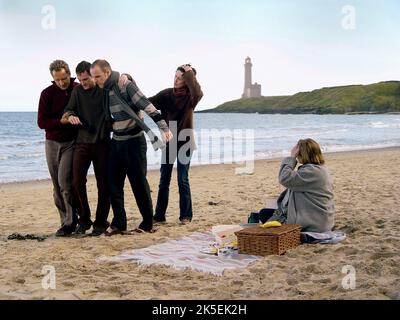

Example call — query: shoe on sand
[75,224,92,235]
[133,228,156,234]
[104,227,123,237]
[89,227,107,237]
[180,218,191,225]
[153,216,166,224]
[55,226,73,237]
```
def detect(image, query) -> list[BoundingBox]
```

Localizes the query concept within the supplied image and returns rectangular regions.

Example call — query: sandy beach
[0,147,399,300]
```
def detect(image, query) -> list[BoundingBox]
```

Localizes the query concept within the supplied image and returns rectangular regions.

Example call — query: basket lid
[235,224,301,236]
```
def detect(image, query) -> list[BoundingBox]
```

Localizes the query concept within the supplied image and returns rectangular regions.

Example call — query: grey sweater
[104,71,168,141]
[278,157,335,232]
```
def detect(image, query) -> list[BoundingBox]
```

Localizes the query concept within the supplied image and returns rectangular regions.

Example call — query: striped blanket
[97,231,261,276]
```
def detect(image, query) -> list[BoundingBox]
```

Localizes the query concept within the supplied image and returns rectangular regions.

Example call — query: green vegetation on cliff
[201,81,400,114]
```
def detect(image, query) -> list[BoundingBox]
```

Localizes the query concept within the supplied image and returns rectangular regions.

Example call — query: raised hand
[182,64,193,73]
[291,143,300,158]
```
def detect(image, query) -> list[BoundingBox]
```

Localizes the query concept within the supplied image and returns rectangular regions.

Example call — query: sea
[0,112,399,183]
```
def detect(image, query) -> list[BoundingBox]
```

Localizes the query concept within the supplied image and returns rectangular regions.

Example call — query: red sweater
[37,79,78,142]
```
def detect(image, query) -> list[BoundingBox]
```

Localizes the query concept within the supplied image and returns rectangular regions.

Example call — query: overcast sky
[0,0,399,111]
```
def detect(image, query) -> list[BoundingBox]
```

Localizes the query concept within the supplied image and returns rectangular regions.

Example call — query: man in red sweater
[37,60,78,236]
[149,64,203,224]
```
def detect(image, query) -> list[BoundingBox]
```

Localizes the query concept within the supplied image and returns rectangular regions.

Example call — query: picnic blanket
[97,231,261,276]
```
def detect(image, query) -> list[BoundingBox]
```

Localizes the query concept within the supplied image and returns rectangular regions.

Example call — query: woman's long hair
[297,138,325,165]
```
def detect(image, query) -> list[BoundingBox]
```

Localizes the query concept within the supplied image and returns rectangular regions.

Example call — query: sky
[0,0,399,111]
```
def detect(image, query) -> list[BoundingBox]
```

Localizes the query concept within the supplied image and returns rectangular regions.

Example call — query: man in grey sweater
[90,60,173,235]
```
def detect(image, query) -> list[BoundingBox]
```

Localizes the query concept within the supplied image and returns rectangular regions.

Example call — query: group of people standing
[38,59,203,237]
[38,58,336,237]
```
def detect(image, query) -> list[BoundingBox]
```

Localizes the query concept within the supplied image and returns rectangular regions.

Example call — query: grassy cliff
[200,81,400,114]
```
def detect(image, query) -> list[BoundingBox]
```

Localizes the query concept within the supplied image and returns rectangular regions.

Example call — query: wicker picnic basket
[235,224,301,256]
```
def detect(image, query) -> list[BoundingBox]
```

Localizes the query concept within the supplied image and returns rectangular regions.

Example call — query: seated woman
[269,138,335,232]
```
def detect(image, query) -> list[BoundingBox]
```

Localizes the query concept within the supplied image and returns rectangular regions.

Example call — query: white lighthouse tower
[242,57,261,99]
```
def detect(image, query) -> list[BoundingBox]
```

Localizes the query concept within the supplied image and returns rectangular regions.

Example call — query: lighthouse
[242,57,262,99]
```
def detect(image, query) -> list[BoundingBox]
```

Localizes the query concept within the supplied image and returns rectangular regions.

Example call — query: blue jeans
[155,141,193,221]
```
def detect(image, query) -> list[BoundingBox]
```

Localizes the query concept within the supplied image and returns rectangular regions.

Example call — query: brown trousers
[45,139,75,227]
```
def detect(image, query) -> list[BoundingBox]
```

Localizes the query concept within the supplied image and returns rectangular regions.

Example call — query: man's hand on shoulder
[118,74,129,89]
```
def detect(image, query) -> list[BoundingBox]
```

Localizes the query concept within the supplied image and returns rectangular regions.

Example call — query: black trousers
[108,134,153,231]
[73,141,110,229]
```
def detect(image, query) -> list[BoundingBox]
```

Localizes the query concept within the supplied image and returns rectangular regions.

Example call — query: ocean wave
[368,121,400,129]
[0,153,44,161]
[0,140,44,148]
[321,142,400,153]
[252,143,400,161]
[369,121,388,128]
[188,141,400,165]
[193,128,350,141]
[0,176,50,184]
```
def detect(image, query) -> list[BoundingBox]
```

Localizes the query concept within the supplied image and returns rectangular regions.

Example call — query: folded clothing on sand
[300,231,346,244]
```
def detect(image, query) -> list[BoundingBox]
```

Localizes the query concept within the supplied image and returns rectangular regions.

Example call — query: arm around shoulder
[125,82,169,132]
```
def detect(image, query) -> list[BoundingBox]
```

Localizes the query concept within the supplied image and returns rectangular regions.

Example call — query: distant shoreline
[202,81,400,114]
[1,145,399,187]
[1,110,400,115]
[196,110,400,115]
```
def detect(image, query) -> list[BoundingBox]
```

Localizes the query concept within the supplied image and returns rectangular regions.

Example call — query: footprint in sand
[231,280,244,286]
[375,219,386,229]
[370,252,398,260]
[314,277,332,284]
[62,281,75,287]
[334,245,359,255]
[286,277,298,286]
[303,264,322,274]
[14,277,25,284]
[339,225,359,234]
[313,247,328,254]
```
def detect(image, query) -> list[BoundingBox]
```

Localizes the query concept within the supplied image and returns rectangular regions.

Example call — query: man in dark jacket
[90,59,173,235]
[149,64,203,224]
[37,60,78,236]
[63,61,111,236]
